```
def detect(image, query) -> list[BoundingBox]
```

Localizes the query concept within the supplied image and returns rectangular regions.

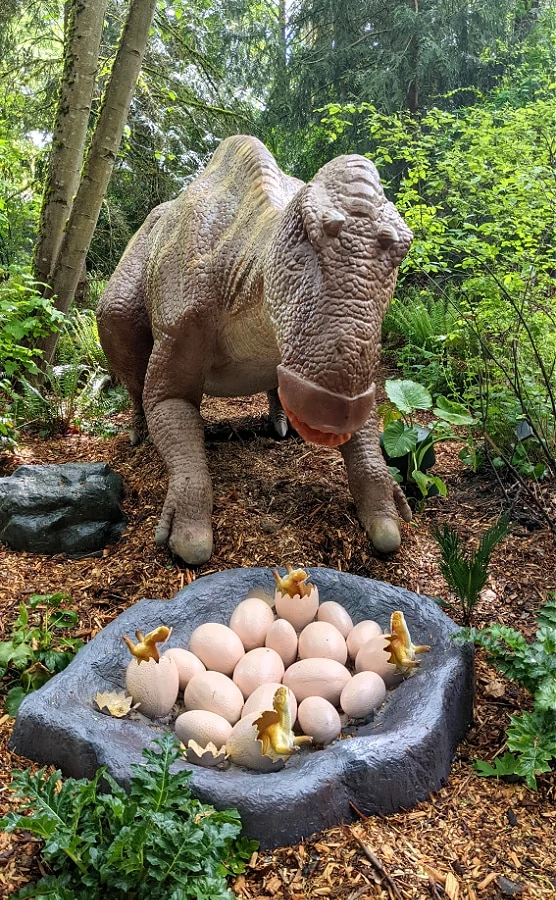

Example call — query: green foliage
[458,597,556,788]
[0,593,83,715]
[380,379,475,504]
[0,732,257,898]
[12,309,115,437]
[0,266,63,378]
[433,517,509,625]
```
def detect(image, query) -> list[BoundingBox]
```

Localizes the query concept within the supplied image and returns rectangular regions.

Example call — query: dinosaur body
[97,135,413,564]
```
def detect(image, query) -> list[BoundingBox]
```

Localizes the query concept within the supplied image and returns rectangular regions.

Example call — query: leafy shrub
[457,598,556,788]
[379,379,476,504]
[0,732,257,899]
[0,593,83,715]
[0,265,63,379]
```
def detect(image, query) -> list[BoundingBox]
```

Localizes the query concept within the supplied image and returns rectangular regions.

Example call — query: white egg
[189,623,245,675]
[183,671,244,724]
[340,671,387,719]
[317,601,353,638]
[229,597,276,650]
[265,618,298,667]
[297,696,342,744]
[346,620,383,660]
[232,647,285,699]
[162,648,206,691]
[298,621,347,665]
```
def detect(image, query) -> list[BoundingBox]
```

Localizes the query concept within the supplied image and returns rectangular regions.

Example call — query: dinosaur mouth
[278,395,351,447]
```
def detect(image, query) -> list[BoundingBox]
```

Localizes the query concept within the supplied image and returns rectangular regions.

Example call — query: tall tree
[35,0,157,363]
[33,0,108,286]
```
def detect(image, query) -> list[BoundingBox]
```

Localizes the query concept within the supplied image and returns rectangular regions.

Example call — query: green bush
[457,598,556,788]
[0,593,83,715]
[0,732,257,898]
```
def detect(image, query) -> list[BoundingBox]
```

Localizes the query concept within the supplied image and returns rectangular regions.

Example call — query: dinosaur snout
[277,365,375,446]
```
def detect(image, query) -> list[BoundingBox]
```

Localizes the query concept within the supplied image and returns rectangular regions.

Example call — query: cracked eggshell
[229,597,276,650]
[183,671,244,724]
[340,671,387,719]
[162,648,206,691]
[317,601,353,638]
[355,635,402,687]
[226,712,284,772]
[233,647,285,699]
[297,696,341,745]
[188,623,245,675]
[183,740,227,767]
[298,621,347,665]
[346,620,383,660]
[265,618,298,667]
[274,584,319,632]
[174,709,233,748]
[125,655,179,719]
[283,658,351,705]
[241,682,297,721]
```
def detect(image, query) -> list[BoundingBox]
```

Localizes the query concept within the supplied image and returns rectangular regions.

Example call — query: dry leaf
[484,679,506,698]
[94,690,138,717]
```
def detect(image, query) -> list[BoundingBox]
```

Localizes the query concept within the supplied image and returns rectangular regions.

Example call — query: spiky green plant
[433,516,509,624]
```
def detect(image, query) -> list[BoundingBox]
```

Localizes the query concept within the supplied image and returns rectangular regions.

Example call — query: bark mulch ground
[0,391,555,899]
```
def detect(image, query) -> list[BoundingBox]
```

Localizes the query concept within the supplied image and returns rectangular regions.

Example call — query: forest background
[0,0,555,512]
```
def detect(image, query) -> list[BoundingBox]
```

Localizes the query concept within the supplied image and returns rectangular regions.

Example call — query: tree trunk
[33,0,108,286]
[39,0,157,364]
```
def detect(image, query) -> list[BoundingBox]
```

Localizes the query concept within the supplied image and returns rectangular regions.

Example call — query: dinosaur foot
[155,517,213,566]
[366,516,402,554]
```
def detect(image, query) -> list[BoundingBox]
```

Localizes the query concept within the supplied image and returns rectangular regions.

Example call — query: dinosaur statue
[97,135,413,565]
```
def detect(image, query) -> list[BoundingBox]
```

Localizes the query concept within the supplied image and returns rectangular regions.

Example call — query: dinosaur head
[266,155,412,445]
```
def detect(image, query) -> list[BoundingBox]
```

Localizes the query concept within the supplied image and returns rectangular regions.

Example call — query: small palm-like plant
[433,516,509,625]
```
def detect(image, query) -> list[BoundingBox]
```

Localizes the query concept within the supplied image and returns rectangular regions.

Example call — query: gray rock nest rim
[11,567,474,849]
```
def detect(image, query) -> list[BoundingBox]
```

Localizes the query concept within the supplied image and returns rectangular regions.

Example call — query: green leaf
[4,685,29,716]
[432,396,475,425]
[382,421,419,458]
[474,752,519,779]
[0,640,33,669]
[385,379,432,414]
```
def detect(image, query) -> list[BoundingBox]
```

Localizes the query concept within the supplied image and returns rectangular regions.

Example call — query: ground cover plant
[0,732,256,899]
[0,593,83,715]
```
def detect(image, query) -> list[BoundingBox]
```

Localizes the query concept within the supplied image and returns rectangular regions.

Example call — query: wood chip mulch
[1,389,555,899]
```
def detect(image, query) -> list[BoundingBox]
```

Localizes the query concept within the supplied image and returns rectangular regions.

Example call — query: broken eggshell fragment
[182,740,227,767]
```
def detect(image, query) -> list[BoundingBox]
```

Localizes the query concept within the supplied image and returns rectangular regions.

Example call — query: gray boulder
[11,568,474,848]
[0,463,127,555]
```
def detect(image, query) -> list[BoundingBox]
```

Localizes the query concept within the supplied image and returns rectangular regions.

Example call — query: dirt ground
[0,390,555,899]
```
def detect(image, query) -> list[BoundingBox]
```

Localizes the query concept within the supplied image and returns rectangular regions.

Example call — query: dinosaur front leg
[146,397,213,565]
[143,328,214,565]
[266,388,289,438]
[340,409,412,554]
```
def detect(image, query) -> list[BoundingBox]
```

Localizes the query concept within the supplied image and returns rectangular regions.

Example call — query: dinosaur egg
[283,658,351,705]
[233,647,285,699]
[226,712,284,772]
[346,620,383,660]
[125,656,179,719]
[188,623,245,675]
[355,635,401,687]
[241,682,297,721]
[229,597,276,650]
[265,618,298,667]
[298,621,348,664]
[183,671,244,724]
[317,601,353,638]
[274,584,319,632]
[297,696,342,745]
[162,648,206,691]
[174,709,232,749]
[340,671,387,719]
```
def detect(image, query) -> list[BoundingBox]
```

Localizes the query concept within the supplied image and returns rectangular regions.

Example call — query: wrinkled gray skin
[97,135,413,565]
